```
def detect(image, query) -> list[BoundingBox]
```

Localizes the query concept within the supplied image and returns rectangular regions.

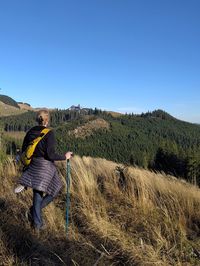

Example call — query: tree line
[0,108,94,131]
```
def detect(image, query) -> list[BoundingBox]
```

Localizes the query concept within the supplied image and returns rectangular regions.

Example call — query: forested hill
[1,108,200,184]
[54,110,200,184]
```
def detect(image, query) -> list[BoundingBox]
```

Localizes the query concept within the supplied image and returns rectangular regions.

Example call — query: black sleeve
[46,130,66,161]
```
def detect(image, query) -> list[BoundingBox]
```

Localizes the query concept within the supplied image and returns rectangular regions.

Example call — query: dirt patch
[68,118,110,138]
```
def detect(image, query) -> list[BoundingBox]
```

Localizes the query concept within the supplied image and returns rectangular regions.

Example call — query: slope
[0,101,26,117]
[0,95,19,109]
[0,156,200,265]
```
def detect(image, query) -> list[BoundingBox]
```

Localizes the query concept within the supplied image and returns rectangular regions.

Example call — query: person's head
[36,109,50,126]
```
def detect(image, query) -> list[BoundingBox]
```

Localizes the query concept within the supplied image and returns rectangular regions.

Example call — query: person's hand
[65,151,73,160]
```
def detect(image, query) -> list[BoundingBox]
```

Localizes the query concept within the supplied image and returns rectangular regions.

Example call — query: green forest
[1,109,200,185]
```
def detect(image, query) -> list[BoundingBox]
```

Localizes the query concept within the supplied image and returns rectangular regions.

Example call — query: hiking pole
[66,159,71,236]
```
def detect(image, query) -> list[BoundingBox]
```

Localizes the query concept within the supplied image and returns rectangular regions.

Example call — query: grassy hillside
[0,95,19,109]
[17,102,34,111]
[0,101,26,117]
[1,156,200,265]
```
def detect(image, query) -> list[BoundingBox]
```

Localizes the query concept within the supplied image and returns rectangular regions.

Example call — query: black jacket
[22,126,65,162]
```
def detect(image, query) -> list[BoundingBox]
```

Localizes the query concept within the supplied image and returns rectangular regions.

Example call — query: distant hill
[0,95,32,116]
[17,102,51,112]
[105,110,122,117]
[17,102,34,111]
[0,101,26,117]
[141,109,176,120]
[0,94,53,115]
[0,95,20,108]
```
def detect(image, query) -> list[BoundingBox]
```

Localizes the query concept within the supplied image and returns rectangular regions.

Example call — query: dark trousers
[32,189,54,229]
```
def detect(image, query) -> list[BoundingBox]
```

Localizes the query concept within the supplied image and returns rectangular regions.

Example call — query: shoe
[32,224,46,237]
[32,227,40,237]
[14,185,25,193]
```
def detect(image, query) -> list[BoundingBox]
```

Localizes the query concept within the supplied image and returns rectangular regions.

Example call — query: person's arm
[46,130,66,161]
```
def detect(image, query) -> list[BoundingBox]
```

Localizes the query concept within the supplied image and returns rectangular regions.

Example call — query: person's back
[22,125,65,162]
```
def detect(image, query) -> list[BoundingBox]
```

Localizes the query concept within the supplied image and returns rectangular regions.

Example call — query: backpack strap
[21,128,51,166]
[29,128,51,152]
[35,128,51,143]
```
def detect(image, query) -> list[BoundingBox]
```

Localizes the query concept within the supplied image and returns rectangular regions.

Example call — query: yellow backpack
[21,128,51,166]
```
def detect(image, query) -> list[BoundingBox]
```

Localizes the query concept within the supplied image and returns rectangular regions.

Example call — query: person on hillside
[17,109,73,232]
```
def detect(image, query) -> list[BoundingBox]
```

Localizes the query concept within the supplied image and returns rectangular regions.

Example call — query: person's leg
[41,194,54,209]
[32,189,44,228]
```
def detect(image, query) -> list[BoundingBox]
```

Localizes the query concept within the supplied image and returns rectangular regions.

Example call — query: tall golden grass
[3,131,26,141]
[0,156,200,265]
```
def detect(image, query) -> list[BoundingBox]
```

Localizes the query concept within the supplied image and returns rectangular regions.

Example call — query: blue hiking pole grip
[66,159,71,235]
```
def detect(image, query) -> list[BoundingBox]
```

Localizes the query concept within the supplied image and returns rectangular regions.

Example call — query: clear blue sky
[0,0,199,123]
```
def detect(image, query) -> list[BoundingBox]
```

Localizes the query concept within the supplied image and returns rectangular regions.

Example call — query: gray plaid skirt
[19,157,63,197]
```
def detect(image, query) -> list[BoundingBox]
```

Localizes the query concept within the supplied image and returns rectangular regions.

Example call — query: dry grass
[105,111,123,118]
[3,131,26,141]
[0,102,26,117]
[0,156,200,265]
[17,103,34,111]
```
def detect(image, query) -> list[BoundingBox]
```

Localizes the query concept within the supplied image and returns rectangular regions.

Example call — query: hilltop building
[68,104,81,111]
